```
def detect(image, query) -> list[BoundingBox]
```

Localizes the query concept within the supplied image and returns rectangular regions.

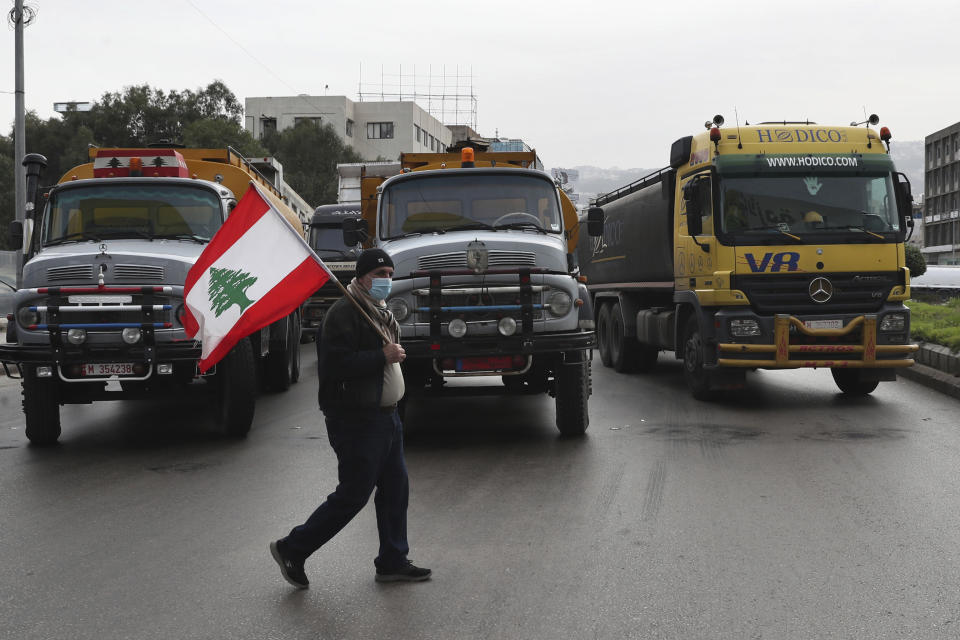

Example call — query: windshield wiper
[495,221,547,233]
[739,227,803,243]
[831,225,886,240]
[445,222,497,232]
[44,231,102,246]
[154,233,208,244]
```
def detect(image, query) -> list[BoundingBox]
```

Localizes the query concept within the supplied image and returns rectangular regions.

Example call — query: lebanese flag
[184,183,330,372]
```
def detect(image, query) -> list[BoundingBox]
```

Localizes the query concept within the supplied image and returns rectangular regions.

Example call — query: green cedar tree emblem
[208,267,258,317]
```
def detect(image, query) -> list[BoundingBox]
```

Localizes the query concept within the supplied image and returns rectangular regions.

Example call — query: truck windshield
[310,225,356,257]
[380,173,562,239]
[720,174,900,240]
[43,184,222,245]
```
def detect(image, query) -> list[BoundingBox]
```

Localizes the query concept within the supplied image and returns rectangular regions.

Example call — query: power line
[182,0,330,116]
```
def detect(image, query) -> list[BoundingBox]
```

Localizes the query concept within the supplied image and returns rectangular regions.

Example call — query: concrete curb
[899,361,960,401]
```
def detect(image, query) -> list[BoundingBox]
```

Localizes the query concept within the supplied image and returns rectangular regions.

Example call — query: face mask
[369,277,392,301]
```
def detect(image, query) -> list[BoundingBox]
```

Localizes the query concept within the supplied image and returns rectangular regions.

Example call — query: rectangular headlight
[730,319,761,337]
[880,313,906,332]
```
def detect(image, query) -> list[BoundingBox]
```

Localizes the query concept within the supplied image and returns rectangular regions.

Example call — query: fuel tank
[578,170,675,285]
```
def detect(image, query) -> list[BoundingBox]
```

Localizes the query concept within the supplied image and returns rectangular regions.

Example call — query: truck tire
[555,354,590,436]
[610,302,642,373]
[831,369,879,395]
[635,345,659,372]
[215,338,256,438]
[290,314,301,384]
[22,366,62,446]
[266,315,300,392]
[682,315,715,401]
[597,303,613,367]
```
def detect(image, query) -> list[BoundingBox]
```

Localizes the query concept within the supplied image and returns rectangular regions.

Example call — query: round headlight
[122,327,142,344]
[66,328,87,345]
[387,298,410,322]
[17,306,39,328]
[547,290,573,317]
[448,318,467,338]
[498,316,517,336]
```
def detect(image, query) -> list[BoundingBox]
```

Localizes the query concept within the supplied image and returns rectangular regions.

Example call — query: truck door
[678,174,715,286]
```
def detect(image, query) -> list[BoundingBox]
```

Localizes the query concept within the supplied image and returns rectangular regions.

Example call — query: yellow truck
[2,146,309,444]
[339,148,600,434]
[578,116,918,398]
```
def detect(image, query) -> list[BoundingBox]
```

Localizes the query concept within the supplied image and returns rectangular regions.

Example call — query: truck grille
[418,250,537,270]
[35,294,177,326]
[732,272,899,315]
[114,264,164,281]
[47,265,93,282]
[413,286,544,321]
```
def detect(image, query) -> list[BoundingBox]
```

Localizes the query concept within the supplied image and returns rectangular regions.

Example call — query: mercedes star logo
[808,276,833,303]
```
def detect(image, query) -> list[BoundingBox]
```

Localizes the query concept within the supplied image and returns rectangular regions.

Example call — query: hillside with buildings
[554,140,926,206]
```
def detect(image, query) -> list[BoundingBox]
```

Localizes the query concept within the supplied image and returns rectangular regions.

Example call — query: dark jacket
[316,295,387,412]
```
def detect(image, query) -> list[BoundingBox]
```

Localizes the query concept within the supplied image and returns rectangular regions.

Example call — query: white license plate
[804,319,843,330]
[81,362,135,376]
[324,261,356,271]
[68,295,133,304]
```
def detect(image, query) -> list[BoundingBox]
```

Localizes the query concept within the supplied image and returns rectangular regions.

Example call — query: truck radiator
[731,271,899,315]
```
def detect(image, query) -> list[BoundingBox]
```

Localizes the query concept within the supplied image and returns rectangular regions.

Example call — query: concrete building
[923,121,960,264]
[244,95,452,162]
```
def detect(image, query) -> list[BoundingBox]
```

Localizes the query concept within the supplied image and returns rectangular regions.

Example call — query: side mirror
[342,217,368,247]
[586,207,605,237]
[894,172,913,220]
[8,220,23,250]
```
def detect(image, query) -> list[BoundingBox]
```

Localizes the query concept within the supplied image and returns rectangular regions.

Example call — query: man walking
[270,248,430,588]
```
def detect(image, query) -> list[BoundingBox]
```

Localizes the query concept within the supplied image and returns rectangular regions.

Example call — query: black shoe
[375,560,432,583]
[270,540,309,589]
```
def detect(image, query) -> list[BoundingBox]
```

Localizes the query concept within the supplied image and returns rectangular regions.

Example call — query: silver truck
[345,158,601,435]
[1,149,304,445]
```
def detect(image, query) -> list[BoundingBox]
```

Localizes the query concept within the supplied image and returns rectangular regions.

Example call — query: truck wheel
[555,354,591,436]
[290,314,301,384]
[215,338,256,438]
[610,302,641,373]
[635,345,659,372]
[22,366,62,446]
[597,303,613,367]
[266,316,299,392]
[831,369,879,395]
[682,316,715,401]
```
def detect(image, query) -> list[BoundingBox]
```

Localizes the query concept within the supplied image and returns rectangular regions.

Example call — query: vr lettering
[744,251,801,272]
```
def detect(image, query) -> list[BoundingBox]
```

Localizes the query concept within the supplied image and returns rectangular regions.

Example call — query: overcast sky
[1,0,958,170]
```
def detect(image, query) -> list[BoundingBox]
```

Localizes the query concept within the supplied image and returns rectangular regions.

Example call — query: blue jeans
[283,408,410,570]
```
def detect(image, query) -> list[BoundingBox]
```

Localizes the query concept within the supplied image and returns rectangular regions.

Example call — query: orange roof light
[461,147,475,164]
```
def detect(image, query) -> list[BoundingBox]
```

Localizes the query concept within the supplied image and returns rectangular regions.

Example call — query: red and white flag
[184,183,330,372]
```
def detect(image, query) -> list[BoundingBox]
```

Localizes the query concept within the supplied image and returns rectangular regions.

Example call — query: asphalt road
[1,347,959,640]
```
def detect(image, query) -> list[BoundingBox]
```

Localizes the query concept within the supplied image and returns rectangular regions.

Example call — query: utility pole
[12,0,27,287]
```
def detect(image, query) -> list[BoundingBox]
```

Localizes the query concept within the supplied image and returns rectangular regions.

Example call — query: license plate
[68,295,133,304]
[81,362,135,376]
[324,262,356,271]
[804,319,843,330]
[457,356,514,372]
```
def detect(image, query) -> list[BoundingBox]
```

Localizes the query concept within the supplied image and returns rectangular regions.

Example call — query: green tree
[905,242,927,278]
[208,267,257,317]
[262,120,363,205]
[0,133,14,249]
[182,119,266,157]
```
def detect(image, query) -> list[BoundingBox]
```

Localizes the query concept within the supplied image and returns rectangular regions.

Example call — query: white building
[244,95,452,162]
